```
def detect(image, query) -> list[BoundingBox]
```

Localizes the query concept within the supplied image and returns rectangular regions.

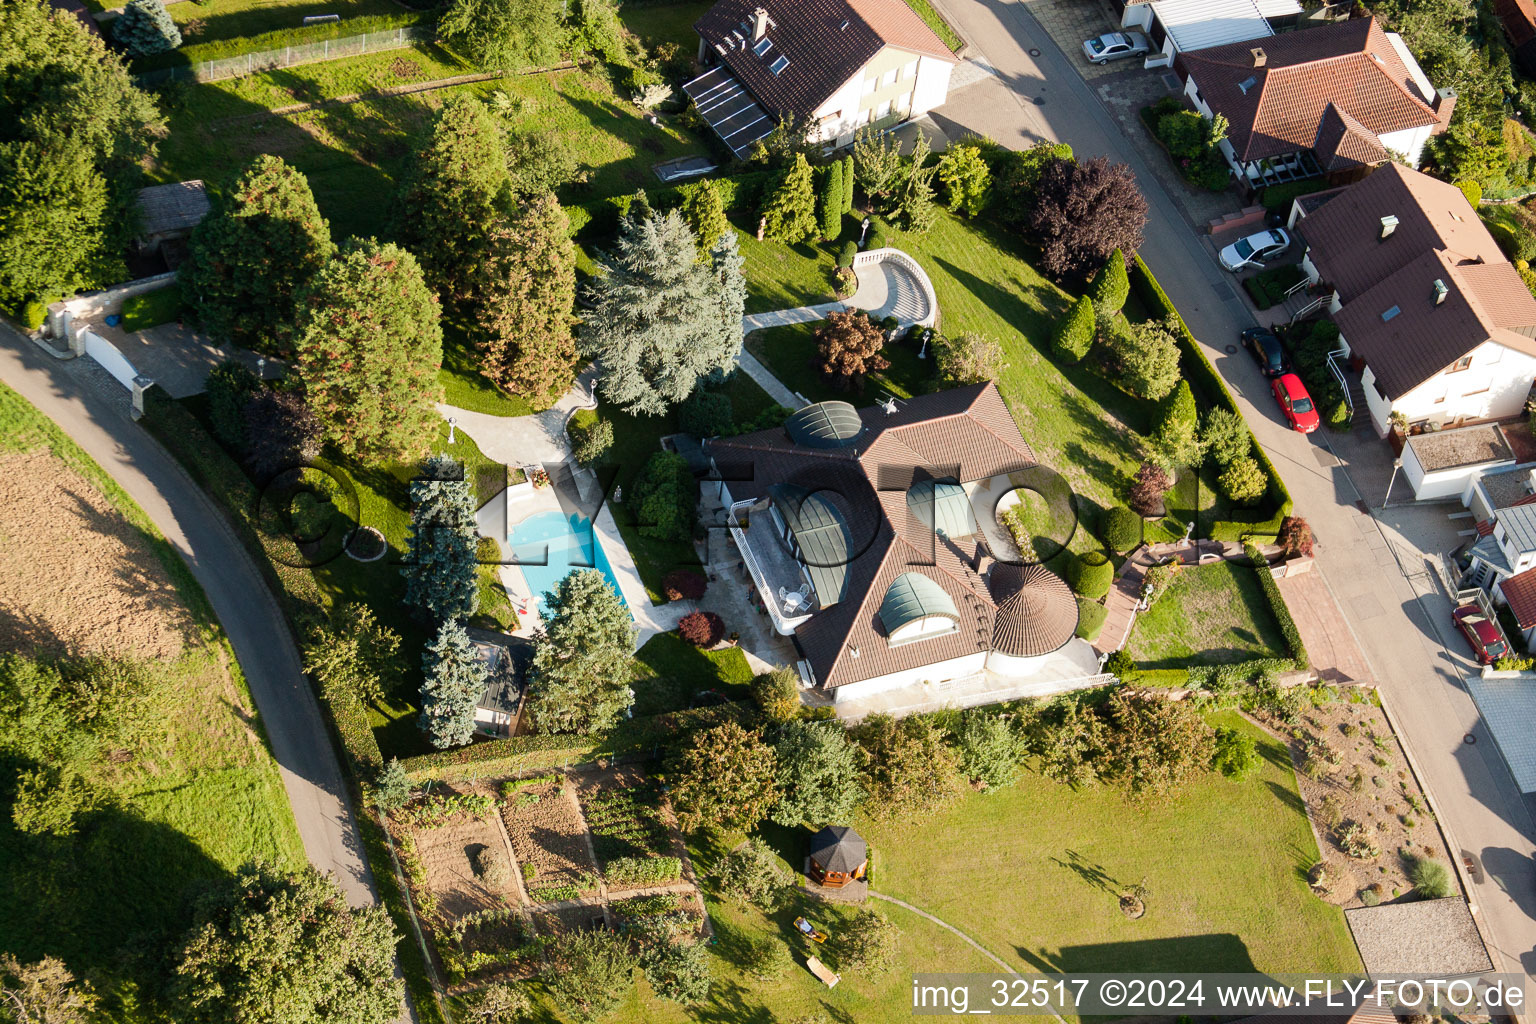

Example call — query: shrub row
[129,9,436,72]
[1129,254,1293,539]
[1244,542,1308,671]
[140,392,437,1023]
[566,171,776,241]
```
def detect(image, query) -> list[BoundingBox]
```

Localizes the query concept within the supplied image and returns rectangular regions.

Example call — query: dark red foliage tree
[1128,461,1172,517]
[243,389,323,480]
[1277,516,1314,558]
[663,570,708,602]
[678,610,725,648]
[814,310,889,392]
[1029,156,1149,281]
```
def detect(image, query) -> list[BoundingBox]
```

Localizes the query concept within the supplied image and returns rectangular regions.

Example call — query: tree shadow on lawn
[1265,780,1307,817]
[1017,933,1258,974]
[1048,849,1124,897]
[0,802,235,994]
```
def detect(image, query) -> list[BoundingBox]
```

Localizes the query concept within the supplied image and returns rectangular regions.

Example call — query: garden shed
[808,825,868,888]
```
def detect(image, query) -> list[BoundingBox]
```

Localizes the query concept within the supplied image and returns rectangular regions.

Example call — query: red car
[1271,373,1320,433]
[1452,604,1510,664]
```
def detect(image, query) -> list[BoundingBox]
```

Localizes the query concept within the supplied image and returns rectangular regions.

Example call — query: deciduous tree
[954,712,1022,790]
[581,211,745,415]
[1277,515,1314,558]
[171,864,400,1024]
[752,666,801,722]
[632,450,697,542]
[714,837,787,909]
[1128,461,1172,517]
[0,955,96,1024]
[853,713,958,815]
[293,238,444,463]
[835,909,898,974]
[934,331,1007,385]
[815,309,889,391]
[419,619,486,749]
[302,603,405,708]
[527,569,636,734]
[991,140,1074,231]
[438,0,562,72]
[771,720,863,827]
[0,0,163,307]
[762,153,817,243]
[672,721,778,832]
[632,917,711,1005]
[112,0,181,55]
[473,192,578,402]
[937,143,991,217]
[504,128,581,197]
[1099,691,1214,797]
[392,95,512,307]
[401,455,480,622]
[1030,699,1105,787]
[181,156,333,354]
[1030,155,1148,280]
[541,929,636,1024]
[459,982,532,1023]
[243,388,324,480]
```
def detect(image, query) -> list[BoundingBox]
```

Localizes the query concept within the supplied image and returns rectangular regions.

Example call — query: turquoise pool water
[507,510,628,617]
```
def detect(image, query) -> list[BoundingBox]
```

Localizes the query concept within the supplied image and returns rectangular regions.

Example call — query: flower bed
[1242,264,1307,310]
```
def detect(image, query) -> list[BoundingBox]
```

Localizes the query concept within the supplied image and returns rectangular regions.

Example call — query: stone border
[345,526,388,562]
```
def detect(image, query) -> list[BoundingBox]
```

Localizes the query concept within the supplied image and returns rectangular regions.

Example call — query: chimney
[1250,46,1267,68]
[1380,215,1398,240]
[1433,278,1448,306]
[1433,87,1457,133]
[752,6,769,40]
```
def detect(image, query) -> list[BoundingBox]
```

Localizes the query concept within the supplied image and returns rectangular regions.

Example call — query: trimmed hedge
[1244,542,1308,671]
[1130,254,1292,539]
[566,171,774,241]
[1070,550,1115,600]
[1100,506,1141,553]
[1075,598,1106,642]
[129,9,435,71]
[1052,295,1095,363]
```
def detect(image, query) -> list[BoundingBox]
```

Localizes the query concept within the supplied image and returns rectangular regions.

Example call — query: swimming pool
[506,510,628,617]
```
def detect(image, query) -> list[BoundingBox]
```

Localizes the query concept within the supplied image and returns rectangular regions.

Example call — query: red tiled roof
[1314,103,1389,171]
[1501,565,1536,627]
[1177,18,1439,164]
[707,382,1067,689]
[695,0,952,121]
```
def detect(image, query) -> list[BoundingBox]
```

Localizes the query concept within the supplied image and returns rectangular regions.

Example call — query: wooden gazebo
[808,826,867,888]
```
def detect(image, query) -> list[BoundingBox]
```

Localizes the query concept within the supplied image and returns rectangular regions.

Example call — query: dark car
[1453,604,1510,664]
[1271,373,1320,433]
[1241,327,1288,378]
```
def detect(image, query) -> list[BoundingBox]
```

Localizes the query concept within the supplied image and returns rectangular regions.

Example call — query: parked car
[1219,228,1291,272]
[1081,32,1151,64]
[1452,604,1510,664]
[1271,373,1319,433]
[1241,327,1288,377]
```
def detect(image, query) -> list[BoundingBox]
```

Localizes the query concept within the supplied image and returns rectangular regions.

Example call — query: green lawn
[151,58,709,241]
[1125,561,1287,668]
[0,383,304,1008]
[734,213,839,314]
[856,712,1359,979]
[741,210,1152,548]
[162,0,405,49]
[439,323,537,418]
[121,285,183,332]
[618,1,713,51]
[630,631,754,716]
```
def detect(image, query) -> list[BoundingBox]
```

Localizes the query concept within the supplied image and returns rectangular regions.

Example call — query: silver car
[1082,32,1152,65]
[1219,228,1291,272]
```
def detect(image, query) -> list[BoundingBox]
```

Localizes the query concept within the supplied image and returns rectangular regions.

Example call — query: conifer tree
[181,155,333,354]
[293,238,442,462]
[819,161,844,241]
[419,619,486,749]
[681,178,729,251]
[761,153,817,243]
[392,95,511,307]
[473,192,577,402]
[580,211,746,415]
[401,455,480,622]
[841,153,855,213]
[112,0,181,56]
[527,570,636,734]
[894,132,938,233]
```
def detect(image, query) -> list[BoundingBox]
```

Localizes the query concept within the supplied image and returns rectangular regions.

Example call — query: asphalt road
[928,0,1536,990]
[0,328,377,904]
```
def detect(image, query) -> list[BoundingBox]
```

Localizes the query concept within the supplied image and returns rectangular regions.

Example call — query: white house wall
[828,651,989,703]
[1384,340,1536,431]
[1379,123,1433,168]
[813,45,951,149]
[910,55,951,116]
[1122,2,1154,29]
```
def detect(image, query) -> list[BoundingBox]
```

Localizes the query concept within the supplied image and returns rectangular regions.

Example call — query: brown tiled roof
[1298,163,1504,302]
[1333,249,1536,397]
[988,563,1077,657]
[707,382,1050,689]
[1314,103,1388,172]
[1496,0,1536,49]
[695,0,952,120]
[1500,565,1536,627]
[1177,18,1439,164]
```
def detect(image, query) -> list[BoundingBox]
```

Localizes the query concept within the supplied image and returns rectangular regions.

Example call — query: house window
[881,68,897,87]
[896,90,912,112]
[1464,386,1490,396]
[876,99,892,119]
[1449,354,1473,372]
[862,77,876,95]
[902,59,918,79]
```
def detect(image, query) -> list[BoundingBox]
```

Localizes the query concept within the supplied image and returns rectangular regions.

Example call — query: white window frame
[902,59,918,79]
[881,68,897,87]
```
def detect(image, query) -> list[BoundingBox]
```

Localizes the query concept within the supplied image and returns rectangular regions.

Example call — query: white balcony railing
[728,500,813,636]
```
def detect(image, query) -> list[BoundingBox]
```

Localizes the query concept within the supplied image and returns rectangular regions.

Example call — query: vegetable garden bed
[499,777,600,900]
[577,769,686,887]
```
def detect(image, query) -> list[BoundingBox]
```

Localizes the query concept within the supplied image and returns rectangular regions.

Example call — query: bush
[1211,726,1259,780]
[206,360,262,452]
[1070,550,1114,600]
[715,837,786,910]
[1075,598,1106,642]
[678,610,724,647]
[662,570,707,602]
[1202,407,1250,467]
[1052,295,1095,363]
[633,450,697,542]
[1219,456,1267,505]
[572,417,614,466]
[1409,856,1453,899]
[866,218,888,250]
[751,667,801,722]
[1277,516,1313,558]
[680,389,733,438]
[472,845,511,889]
[1359,883,1383,906]
[934,332,1007,385]
[1455,179,1482,208]
[837,241,857,269]
[1337,821,1380,860]
[1090,250,1129,312]
[1128,461,1171,517]
[1100,506,1141,553]
[18,298,45,330]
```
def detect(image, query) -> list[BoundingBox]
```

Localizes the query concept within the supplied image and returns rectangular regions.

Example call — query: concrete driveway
[928,0,1536,986]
